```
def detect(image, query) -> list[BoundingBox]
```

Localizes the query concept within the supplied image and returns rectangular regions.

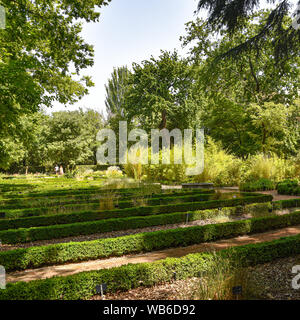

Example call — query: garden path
[6,225,300,283]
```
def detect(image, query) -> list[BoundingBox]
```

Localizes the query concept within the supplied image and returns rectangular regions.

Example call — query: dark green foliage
[197,1,300,64]
[0,194,272,231]
[276,179,300,195]
[272,198,300,210]
[0,205,244,244]
[2,193,216,217]
[0,209,298,272]
[1,231,300,300]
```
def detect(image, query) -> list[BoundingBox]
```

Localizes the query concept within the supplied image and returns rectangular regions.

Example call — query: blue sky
[51,0,297,115]
[51,0,200,115]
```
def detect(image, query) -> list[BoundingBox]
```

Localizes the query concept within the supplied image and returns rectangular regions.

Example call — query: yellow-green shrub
[194,138,242,186]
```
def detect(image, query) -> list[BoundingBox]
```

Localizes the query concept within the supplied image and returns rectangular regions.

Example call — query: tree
[182,12,300,157]
[0,112,48,170]
[124,51,202,133]
[105,66,131,120]
[248,101,299,155]
[45,109,103,169]
[197,0,300,64]
[0,0,110,138]
[0,110,104,172]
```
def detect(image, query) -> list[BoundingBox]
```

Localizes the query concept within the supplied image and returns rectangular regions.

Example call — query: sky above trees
[51,0,199,115]
[50,0,299,116]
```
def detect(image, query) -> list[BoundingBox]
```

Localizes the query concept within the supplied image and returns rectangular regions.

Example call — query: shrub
[1,233,300,300]
[240,178,275,192]
[0,209,297,271]
[193,138,242,187]
[0,193,272,231]
[243,154,294,183]
[105,166,123,179]
[276,179,300,195]
[0,203,262,245]
[3,191,216,218]
[272,198,300,210]
[142,145,189,183]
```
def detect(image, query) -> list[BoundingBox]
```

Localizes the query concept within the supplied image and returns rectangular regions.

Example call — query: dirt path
[217,188,300,201]
[254,190,300,201]
[7,225,300,284]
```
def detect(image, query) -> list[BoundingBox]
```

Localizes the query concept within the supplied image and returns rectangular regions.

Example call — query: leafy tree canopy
[0,0,110,137]
[182,11,300,157]
[197,0,300,64]
[124,51,202,133]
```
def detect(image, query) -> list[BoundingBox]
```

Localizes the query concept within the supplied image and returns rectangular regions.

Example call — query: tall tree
[125,51,201,133]
[182,12,300,157]
[0,0,110,138]
[105,66,131,120]
[197,0,300,64]
[45,109,103,169]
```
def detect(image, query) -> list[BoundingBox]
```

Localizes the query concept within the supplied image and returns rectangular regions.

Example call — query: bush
[193,138,242,187]
[1,232,300,300]
[0,208,297,271]
[240,178,275,192]
[0,193,272,231]
[105,166,123,179]
[142,145,189,183]
[272,198,300,210]
[0,203,266,245]
[5,193,216,217]
[242,154,294,183]
[276,179,300,195]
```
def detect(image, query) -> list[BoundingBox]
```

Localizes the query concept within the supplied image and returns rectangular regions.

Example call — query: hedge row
[272,198,300,210]
[0,194,273,231]
[0,203,261,244]
[0,189,215,210]
[0,208,297,272]
[276,180,300,195]
[4,193,217,218]
[0,185,154,200]
[1,233,300,300]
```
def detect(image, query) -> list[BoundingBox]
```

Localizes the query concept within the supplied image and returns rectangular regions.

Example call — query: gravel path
[6,225,300,284]
[92,254,300,300]
[217,188,300,201]
[0,215,247,252]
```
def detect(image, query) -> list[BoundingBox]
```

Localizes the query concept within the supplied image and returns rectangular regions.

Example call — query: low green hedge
[0,186,155,200]
[0,204,252,244]
[1,233,300,300]
[0,189,215,211]
[276,180,300,195]
[272,198,300,210]
[0,194,272,231]
[0,208,297,272]
[3,192,216,218]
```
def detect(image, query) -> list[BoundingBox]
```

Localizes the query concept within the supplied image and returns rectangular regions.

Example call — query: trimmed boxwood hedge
[1,233,300,300]
[0,186,157,201]
[276,180,300,195]
[0,189,215,211]
[0,209,298,272]
[0,194,272,231]
[272,198,300,210]
[3,192,216,218]
[0,204,251,244]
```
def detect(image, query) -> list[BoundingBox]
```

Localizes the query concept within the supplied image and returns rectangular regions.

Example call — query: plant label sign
[232,286,242,295]
[96,283,108,296]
